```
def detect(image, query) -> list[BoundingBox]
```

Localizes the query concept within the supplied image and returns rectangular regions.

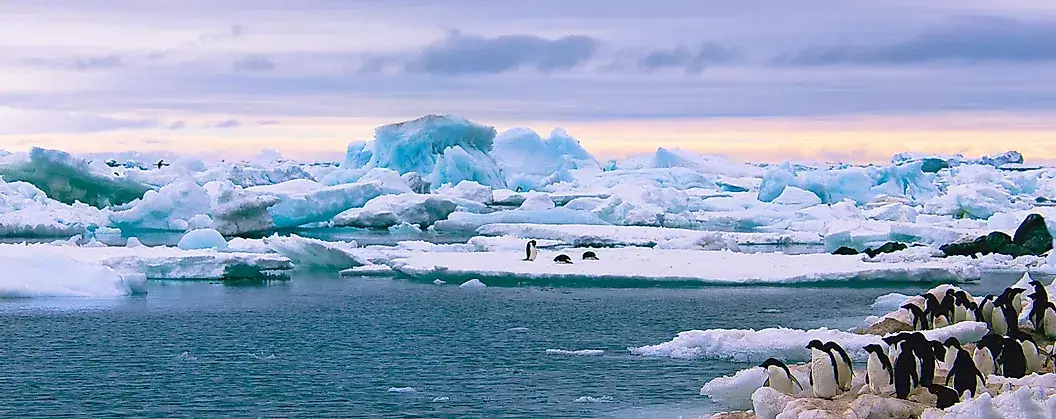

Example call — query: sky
[2,0,1056,163]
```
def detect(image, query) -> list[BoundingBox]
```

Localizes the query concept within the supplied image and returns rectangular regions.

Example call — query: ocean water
[0,272,1033,418]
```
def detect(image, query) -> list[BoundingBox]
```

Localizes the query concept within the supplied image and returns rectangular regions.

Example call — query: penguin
[930,341,947,368]
[974,334,1003,376]
[156,159,168,169]
[942,337,961,369]
[806,339,839,399]
[759,358,803,395]
[939,289,957,322]
[992,302,1010,336]
[1011,330,1043,373]
[927,384,960,409]
[553,254,573,264]
[953,291,971,323]
[980,295,996,324]
[522,240,538,261]
[1000,336,1028,378]
[946,348,985,398]
[1041,301,1056,339]
[932,313,950,329]
[923,294,943,326]
[515,186,523,193]
[902,304,930,331]
[582,251,599,261]
[915,340,938,387]
[893,341,920,400]
[863,344,893,395]
[1028,293,1047,333]
[823,341,854,391]
[1011,288,1026,317]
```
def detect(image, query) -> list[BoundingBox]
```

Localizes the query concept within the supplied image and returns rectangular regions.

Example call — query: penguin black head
[930,341,947,359]
[582,251,599,260]
[805,340,825,350]
[527,239,537,246]
[943,337,961,349]
[553,254,572,264]
[944,289,956,297]
[863,344,886,355]
[822,342,852,364]
[1011,330,1036,345]
[759,357,787,369]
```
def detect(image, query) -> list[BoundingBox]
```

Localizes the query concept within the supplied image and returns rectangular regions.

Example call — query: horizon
[3,1,1056,164]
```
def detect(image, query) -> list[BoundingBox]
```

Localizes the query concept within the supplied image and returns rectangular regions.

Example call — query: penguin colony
[756,281,1056,412]
[520,239,600,265]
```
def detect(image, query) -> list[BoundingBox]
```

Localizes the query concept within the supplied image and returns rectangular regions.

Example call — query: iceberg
[431,208,610,233]
[474,223,822,248]
[332,193,456,229]
[368,115,506,188]
[0,246,146,297]
[110,179,213,231]
[0,147,152,208]
[0,180,109,237]
[387,248,980,286]
[176,228,229,250]
[492,127,600,180]
[262,234,365,270]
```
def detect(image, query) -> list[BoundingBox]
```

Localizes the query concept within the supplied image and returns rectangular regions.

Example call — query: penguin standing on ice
[946,348,986,397]
[1038,301,1056,339]
[806,340,840,399]
[863,344,893,395]
[910,334,937,387]
[759,358,803,396]
[974,334,1003,376]
[893,341,920,400]
[942,337,961,369]
[923,294,943,327]
[902,304,930,331]
[553,254,573,264]
[939,289,957,324]
[954,291,972,323]
[1000,336,1028,378]
[1011,331,1043,373]
[522,240,538,261]
[927,384,960,409]
[823,342,854,391]
[980,295,996,324]
[581,251,599,261]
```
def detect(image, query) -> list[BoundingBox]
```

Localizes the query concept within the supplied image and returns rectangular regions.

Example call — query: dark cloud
[779,16,1056,65]
[167,121,187,130]
[200,24,244,43]
[233,55,276,72]
[638,43,736,73]
[211,119,240,128]
[405,30,600,75]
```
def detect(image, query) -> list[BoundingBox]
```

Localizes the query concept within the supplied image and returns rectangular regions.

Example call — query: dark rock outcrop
[832,242,909,257]
[939,214,1053,258]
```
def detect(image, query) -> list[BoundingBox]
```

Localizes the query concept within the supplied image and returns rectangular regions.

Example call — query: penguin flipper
[763,377,770,387]
[791,374,804,392]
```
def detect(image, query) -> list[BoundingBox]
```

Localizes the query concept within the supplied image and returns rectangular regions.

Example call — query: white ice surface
[387,248,980,285]
[474,223,823,248]
[0,246,146,297]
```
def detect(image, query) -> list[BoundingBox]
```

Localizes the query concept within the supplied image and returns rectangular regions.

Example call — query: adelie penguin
[581,251,599,261]
[1011,330,1043,373]
[823,341,854,391]
[862,344,893,395]
[1034,301,1056,339]
[553,254,573,264]
[927,384,960,409]
[522,240,538,262]
[974,334,1003,376]
[893,340,920,400]
[942,337,961,370]
[759,358,803,396]
[902,303,930,331]
[946,348,985,397]
[806,340,839,399]
[1000,336,1028,378]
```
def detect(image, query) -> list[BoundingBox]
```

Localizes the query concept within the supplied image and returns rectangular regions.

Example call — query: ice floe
[545,349,604,356]
[475,223,822,248]
[387,248,980,286]
[0,246,146,297]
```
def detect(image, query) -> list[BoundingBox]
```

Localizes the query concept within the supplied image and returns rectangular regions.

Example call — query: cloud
[167,121,187,130]
[256,120,278,125]
[638,43,736,73]
[233,55,275,72]
[779,16,1056,65]
[405,30,600,75]
[200,24,244,43]
[211,119,240,128]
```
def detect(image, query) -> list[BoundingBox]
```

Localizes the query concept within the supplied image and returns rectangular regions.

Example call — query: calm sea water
[0,271,1032,418]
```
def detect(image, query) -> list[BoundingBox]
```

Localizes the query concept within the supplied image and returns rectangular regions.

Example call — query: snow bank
[475,223,823,248]
[0,180,108,237]
[332,193,456,229]
[630,322,987,362]
[262,234,364,270]
[0,247,146,297]
[387,247,980,286]
[432,208,610,232]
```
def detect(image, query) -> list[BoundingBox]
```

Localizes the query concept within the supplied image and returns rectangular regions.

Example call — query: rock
[709,412,756,419]
[1012,213,1053,255]
[919,158,949,173]
[857,318,913,336]
[940,214,1052,258]
[831,242,908,257]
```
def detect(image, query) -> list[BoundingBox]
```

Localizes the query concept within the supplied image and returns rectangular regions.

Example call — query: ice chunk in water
[177,228,228,250]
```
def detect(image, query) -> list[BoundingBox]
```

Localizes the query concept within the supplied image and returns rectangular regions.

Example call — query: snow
[387,247,979,285]
[475,223,823,248]
[0,147,152,208]
[492,127,599,177]
[517,193,556,211]
[386,387,416,393]
[262,234,364,270]
[630,321,987,362]
[432,208,610,233]
[0,180,108,237]
[545,349,604,356]
[0,246,146,298]
[176,228,228,250]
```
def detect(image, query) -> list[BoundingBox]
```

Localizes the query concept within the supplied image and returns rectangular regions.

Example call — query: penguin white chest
[866,353,889,394]
[526,246,538,261]
[765,366,795,395]
[992,311,1008,336]
[1044,308,1056,338]
[943,348,957,370]
[982,301,995,324]
[810,349,838,398]
[973,348,995,376]
[1022,341,1042,373]
[834,356,852,390]
[954,305,967,323]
